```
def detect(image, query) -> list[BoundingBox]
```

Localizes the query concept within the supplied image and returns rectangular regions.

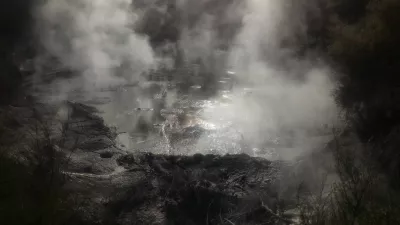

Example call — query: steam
[33,0,163,131]
[33,0,340,159]
[193,0,340,159]
[35,0,156,90]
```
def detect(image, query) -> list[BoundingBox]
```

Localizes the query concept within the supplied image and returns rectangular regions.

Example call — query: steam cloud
[34,0,340,159]
[35,0,156,89]
[34,0,162,128]
[186,0,340,158]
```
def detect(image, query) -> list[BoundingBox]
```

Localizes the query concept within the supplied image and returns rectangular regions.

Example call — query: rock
[100,151,114,159]
[3,100,297,225]
[117,154,136,169]
[64,152,290,225]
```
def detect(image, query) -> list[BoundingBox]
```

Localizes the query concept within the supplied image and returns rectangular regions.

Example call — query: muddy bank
[1,98,332,225]
[56,100,296,225]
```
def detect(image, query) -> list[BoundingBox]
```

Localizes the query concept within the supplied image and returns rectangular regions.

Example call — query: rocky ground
[58,100,298,225]
[0,82,337,225]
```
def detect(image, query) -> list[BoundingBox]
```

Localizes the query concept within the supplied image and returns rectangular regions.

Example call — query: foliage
[325,0,400,139]
[0,107,82,225]
[297,132,400,225]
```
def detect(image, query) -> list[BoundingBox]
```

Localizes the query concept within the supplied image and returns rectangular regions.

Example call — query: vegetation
[291,1,400,223]
[323,0,400,188]
[296,131,400,225]
[0,107,74,225]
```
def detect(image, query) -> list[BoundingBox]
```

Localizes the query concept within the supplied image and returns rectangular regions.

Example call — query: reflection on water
[36,69,334,160]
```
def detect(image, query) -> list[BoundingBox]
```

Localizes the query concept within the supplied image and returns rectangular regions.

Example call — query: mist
[33,0,340,160]
[34,0,157,96]
[183,0,340,159]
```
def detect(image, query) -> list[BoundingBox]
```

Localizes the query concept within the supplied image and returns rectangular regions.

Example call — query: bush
[296,132,400,225]
[0,106,81,225]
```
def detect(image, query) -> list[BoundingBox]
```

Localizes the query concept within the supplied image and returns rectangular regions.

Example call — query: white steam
[33,0,340,159]
[195,0,340,159]
[36,0,156,89]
